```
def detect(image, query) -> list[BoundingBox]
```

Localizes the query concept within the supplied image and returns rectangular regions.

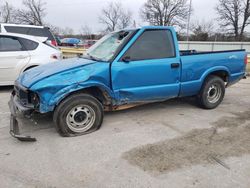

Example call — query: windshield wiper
[81,53,106,62]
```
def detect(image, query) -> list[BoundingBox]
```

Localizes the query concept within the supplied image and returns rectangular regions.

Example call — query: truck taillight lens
[245,55,248,65]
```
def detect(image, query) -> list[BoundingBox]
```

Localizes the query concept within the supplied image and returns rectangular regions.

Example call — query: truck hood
[19,58,96,88]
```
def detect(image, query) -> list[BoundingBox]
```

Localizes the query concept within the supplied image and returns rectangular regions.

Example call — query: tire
[197,75,225,109]
[53,93,104,137]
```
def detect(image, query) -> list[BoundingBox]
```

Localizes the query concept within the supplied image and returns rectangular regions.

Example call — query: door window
[19,38,39,51]
[121,30,176,61]
[0,37,23,52]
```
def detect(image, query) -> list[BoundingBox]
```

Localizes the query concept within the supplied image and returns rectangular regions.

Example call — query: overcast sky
[6,0,219,33]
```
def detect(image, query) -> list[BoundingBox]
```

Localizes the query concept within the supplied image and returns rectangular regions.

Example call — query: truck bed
[179,49,246,97]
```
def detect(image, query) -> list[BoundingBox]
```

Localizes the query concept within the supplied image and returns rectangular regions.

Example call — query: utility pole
[186,0,192,42]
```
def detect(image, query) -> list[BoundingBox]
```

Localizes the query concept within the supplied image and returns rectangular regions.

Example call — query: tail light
[51,40,58,46]
[245,55,248,65]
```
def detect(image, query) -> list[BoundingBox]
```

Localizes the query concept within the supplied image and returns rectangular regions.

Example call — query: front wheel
[197,75,225,109]
[53,93,104,137]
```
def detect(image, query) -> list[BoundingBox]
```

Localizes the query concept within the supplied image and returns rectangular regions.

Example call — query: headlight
[29,92,40,109]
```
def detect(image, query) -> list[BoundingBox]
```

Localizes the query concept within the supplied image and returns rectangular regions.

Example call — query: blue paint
[17,26,247,113]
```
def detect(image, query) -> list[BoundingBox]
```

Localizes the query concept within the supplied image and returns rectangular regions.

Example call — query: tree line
[1,0,250,41]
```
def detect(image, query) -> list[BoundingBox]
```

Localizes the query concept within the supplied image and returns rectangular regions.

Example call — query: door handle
[16,55,28,59]
[171,63,180,69]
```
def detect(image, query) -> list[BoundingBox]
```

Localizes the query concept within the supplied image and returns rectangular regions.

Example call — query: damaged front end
[8,82,39,142]
[8,58,112,141]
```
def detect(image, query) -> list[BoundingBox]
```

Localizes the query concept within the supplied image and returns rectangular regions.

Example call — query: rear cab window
[121,29,176,61]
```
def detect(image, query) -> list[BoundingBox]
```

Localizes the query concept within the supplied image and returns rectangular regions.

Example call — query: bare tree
[14,0,46,25]
[99,2,132,32]
[190,20,214,41]
[80,25,92,39]
[140,0,190,28]
[216,0,250,41]
[61,27,74,36]
[0,1,15,23]
[119,9,132,29]
[45,24,62,35]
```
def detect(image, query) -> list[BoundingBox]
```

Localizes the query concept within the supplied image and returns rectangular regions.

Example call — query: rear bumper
[227,72,246,87]
[8,92,36,142]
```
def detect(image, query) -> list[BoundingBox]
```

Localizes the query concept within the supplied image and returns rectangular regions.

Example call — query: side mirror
[122,56,131,63]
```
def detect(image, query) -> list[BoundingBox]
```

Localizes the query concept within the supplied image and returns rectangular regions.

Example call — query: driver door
[111,29,181,103]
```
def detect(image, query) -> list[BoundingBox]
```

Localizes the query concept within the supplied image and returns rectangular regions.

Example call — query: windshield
[84,30,136,62]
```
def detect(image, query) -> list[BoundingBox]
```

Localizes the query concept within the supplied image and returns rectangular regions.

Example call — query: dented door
[111,29,181,103]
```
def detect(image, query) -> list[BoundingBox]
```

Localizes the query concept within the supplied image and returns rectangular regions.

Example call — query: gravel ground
[0,78,250,188]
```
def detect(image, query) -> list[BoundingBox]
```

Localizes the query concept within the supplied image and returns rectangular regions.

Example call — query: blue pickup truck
[9,26,247,141]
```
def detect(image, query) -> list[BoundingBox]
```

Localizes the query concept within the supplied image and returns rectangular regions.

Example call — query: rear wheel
[197,75,225,109]
[53,93,103,137]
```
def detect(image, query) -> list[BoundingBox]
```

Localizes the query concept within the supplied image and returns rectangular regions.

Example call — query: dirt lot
[0,78,250,188]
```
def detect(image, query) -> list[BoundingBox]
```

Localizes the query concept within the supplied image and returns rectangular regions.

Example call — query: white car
[0,33,62,86]
[0,23,58,46]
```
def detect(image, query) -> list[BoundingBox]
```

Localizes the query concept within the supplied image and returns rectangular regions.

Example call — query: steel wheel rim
[207,84,222,104]
[66,105,96,133]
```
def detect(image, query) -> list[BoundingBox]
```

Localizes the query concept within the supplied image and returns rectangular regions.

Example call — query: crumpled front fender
[30,63,113,113]
[34,82,114,113]
[48,81,114,109]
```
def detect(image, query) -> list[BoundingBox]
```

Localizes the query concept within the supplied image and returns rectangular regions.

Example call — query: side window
[0,37,23,52]
[19,38,39,50]
[4,26,54,40]
[4,26,29,35]
[122,30,176,61]
[29,28,54,40]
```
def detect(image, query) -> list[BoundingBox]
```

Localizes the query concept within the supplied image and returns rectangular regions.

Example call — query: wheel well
[23,65,38,72]
[208,70,229,82]
[69,86,112,106]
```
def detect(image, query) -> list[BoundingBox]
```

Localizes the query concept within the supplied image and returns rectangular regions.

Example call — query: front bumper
[8,92,37,142]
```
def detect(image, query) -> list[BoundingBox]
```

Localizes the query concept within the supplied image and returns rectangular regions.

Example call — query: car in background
[0,33,62,86]
[60,38,81,47]
[0,23,58,46]
[79,40,98,49]
[59,38,98,48]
